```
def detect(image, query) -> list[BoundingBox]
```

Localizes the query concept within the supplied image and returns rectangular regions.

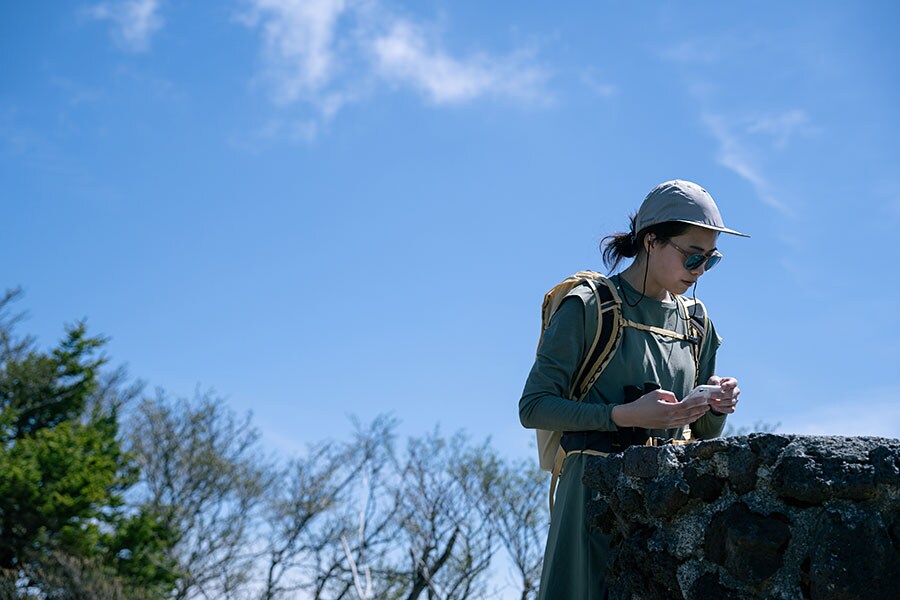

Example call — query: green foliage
[107,509,179,592]
[0,290,178,597]
[1,321,106,442]
[0,288,549,599]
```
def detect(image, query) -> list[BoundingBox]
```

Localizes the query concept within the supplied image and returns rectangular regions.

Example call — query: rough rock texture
[583,434,900,600]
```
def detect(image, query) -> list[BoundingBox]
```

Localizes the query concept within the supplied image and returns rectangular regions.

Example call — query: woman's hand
[706,375,740,415]
[611,388,711,430]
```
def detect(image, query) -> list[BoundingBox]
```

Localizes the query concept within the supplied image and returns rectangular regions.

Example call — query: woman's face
[648,225,720,296]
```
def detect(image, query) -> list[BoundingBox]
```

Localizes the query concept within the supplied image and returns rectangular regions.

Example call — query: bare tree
[258,446,340,600]
[123,399,549,600]
[279,423,505,600]
[128,389,271,600]
[256,415,401,600]
[308,416,403,600]
[490,460,547,600]
[724,420,780,436]
[391,430,498,600]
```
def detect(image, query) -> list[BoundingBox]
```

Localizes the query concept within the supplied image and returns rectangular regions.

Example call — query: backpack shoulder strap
[537,270,604,358]
[535,273,624,511]
[676,295,708,387]
[570,276,624,400]
[537,272,627,400]
[680,296,708,338]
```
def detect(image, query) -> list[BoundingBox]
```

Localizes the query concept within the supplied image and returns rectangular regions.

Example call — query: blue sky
[3,0,900,461]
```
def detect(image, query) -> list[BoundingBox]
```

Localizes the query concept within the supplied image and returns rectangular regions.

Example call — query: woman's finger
[656,390,678,403]
[709,397,737,413]
[719,378,737,391]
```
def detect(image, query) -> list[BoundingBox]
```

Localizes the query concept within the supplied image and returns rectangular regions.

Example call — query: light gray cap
[635,179,749,237]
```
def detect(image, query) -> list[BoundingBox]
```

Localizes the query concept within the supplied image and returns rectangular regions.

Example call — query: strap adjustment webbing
[620,318,699,345]
[549,449,610,513]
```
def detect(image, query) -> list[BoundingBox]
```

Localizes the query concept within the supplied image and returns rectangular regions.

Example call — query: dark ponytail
[601,215,692,272]
[601,214,641,272]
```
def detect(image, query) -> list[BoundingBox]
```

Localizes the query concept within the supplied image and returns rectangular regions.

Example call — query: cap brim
[673,220,751,238]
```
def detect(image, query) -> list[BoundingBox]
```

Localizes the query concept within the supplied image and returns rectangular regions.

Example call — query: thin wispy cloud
[579,68,617,98]
[371,20,546,105]
[702,113,791,215]
[746,109,814,149]
[701,108,815,216]
[240,0,549,128]
[239,0,350,109]
[88,0,164,52]
[661,32,816,216]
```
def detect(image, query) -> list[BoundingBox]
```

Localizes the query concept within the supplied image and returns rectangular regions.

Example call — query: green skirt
[538,454,611,600]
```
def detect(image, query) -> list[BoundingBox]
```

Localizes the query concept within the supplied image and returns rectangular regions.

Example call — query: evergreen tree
[0,289,178,598]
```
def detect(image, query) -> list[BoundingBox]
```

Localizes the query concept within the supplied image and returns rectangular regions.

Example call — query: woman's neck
[619,263,671,302]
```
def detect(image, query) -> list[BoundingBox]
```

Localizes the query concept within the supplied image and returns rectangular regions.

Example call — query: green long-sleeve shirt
[520,275,727,600]
[519,275,727,441]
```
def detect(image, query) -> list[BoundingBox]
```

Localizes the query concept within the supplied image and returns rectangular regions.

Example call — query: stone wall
[583,434,900,600]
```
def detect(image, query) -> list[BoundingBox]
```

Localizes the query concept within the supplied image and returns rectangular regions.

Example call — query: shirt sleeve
[690,316,727,440]
[518,295,616,433]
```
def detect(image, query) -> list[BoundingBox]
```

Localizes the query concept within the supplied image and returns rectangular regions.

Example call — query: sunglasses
[667,240,723,271]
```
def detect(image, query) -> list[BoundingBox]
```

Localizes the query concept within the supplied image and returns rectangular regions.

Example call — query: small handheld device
[683,384,722,403]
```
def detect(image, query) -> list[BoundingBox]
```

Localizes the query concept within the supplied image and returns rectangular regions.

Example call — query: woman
[519,179,745,600]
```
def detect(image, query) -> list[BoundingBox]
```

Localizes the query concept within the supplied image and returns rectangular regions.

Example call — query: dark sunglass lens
[684,254,705,270]
[705,255,721,271]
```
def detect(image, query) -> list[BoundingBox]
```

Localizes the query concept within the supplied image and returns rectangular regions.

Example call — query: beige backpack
[534,271,707,510]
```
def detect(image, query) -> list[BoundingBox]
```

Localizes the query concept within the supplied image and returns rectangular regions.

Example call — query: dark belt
[562,381,671,453]
[560,430,679,453]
